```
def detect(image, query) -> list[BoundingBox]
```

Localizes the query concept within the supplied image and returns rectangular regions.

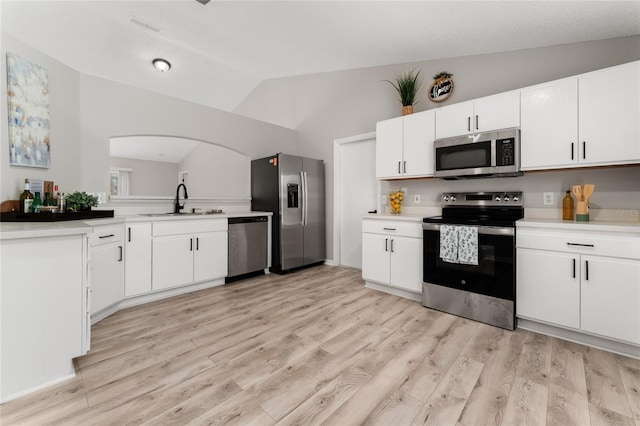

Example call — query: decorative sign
[428,71,454,103]
[6,52,51,168]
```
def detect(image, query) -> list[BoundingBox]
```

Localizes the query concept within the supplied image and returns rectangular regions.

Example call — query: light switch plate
[414,194,421,204]
[543,192,554,206]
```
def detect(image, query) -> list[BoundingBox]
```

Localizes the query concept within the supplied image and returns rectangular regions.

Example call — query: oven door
[422,223,515,301]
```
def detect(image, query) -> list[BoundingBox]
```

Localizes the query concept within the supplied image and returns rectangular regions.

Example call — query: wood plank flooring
[1,265,638,425]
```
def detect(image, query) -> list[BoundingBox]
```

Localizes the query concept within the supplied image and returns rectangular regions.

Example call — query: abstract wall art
[6,52,51,168]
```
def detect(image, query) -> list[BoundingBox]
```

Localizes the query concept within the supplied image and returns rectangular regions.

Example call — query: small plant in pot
[65,191,99,212]
[385,68,422,115]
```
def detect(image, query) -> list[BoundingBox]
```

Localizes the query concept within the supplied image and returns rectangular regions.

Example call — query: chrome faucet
[174,183,189,213]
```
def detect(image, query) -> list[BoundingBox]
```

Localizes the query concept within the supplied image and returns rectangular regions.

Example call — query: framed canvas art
[6,52,51,168]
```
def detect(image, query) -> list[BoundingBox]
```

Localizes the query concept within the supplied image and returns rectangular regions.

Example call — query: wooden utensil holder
[576,201,589,222]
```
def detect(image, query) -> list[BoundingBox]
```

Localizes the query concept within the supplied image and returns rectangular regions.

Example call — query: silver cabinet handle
[403,161,406,173]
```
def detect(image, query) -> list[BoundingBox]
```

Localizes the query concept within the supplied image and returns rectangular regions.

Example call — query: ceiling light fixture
[152,58,171,72]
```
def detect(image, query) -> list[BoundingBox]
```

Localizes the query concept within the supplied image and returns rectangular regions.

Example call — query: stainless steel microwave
[434,128,521,179]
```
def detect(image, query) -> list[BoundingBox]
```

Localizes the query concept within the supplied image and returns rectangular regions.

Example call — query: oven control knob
[495,195,501,202]
[513,195,519,202]
[503,195,510,202]
[450,195,456,202]
[443,195,449,202]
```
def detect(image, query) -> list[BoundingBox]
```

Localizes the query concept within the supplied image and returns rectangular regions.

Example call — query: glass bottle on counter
[19,179,34,213]
[562,190,574,220]
[43,192,52,207]
[31,192,42,213]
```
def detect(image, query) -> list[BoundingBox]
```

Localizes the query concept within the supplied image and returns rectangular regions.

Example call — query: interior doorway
[333,132,378,269]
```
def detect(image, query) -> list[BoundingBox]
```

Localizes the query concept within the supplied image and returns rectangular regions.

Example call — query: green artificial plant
[65,191,99,211]
[384,68,422,106]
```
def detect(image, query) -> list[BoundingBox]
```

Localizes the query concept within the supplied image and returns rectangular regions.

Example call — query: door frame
[333,131,379,268]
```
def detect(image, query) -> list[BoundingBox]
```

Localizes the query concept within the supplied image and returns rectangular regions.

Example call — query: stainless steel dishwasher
[226,216,269,282]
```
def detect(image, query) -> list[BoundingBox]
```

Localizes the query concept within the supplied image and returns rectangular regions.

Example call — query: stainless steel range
[422,192,524,330]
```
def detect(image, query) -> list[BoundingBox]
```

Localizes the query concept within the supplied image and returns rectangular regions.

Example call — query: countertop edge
[517,218,640,233]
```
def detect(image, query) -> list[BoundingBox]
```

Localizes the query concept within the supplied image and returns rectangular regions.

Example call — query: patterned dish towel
[439,224,459,263]
[439,225,479,265]
[457,225,479,265]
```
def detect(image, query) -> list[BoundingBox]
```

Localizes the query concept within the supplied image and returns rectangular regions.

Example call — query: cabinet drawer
[90,224,124,247]
[517,229,640,260]
[153,219,227,237]
[362,219,422,238]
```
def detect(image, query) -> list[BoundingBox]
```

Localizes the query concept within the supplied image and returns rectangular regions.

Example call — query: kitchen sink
[141,210,224,217]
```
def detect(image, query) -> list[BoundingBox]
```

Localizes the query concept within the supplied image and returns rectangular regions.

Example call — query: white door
[152,235,194,290]
[375,117,403,178]
[124,223,152,297]
[362,233,390,284]
[389,236,423,293]
[90,244,124,315]
[193,231,228,282]
[473,90,520,133]
[339,137,376,269]
[403,110,435,177]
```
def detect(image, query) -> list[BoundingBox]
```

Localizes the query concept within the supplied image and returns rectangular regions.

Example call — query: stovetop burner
[424,192,524,227]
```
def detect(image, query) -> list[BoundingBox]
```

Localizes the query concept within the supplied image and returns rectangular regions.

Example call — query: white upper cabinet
[521,61,640,170]
[376,110,435,179]
[521,78,579,169]
[376,116,404,178]
[435,90,520,139]
[578,61,640,166]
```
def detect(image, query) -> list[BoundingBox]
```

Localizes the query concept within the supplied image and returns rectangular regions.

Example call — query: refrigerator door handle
[302,171,309,226]
[300,171,306,226]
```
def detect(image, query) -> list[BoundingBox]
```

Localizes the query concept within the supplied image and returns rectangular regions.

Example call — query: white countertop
[363,213,426,222]
[0,211,272,240]
[517,218,640,234]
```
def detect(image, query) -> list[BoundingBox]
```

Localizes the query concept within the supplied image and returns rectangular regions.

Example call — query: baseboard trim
[517,317,640,359]
[365,280,422,302]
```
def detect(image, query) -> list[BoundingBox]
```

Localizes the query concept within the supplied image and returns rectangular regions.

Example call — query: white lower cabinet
[517,224,640,347]
[124,223,152,297]
[152,219,228,291]
[362,219,422,295]
[89,224,124,316]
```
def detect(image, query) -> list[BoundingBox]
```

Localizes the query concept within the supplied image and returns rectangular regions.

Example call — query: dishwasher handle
[228,216,268,224]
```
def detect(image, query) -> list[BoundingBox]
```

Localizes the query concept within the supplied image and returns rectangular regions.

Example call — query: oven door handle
[422,223,514,236]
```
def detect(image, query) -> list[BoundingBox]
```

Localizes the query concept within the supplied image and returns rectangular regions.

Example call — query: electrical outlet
[414,194,421,204]
[381,195,387,205]
[543,192,554,206]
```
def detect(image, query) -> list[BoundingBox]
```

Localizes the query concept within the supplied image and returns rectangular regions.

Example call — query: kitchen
[1,1,640,424]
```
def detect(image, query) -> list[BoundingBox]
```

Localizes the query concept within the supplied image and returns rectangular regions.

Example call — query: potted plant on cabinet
[385,68,422,115]
[65,191,99,212]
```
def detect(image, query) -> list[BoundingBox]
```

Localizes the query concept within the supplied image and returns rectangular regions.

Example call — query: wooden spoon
[572,185,584,202]
[582,184,595,203]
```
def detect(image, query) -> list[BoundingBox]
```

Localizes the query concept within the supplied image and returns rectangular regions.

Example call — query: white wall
[109,157,178,196]
[1,34,82,201]
[1,32,298,204]
[235,36,640,261]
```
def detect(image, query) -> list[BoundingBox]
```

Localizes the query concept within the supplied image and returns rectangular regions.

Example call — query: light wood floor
[2,265,639,425]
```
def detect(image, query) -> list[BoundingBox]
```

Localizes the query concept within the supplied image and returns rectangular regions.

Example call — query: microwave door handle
[491,140,497,166]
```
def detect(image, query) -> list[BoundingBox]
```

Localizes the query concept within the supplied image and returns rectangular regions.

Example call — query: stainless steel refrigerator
[251,154,325,274]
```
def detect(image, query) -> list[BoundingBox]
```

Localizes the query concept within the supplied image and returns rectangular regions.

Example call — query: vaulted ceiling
[2,1,639,114]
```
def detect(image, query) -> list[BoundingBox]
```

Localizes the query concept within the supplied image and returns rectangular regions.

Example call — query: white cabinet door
[516,248,580,329]
[152,235,194,291]
[435,101,474,139]
[193,231,228,283]
[581,256,640,344]
[473,90,520,133]
[403,110,435,177]
[362,233,390,284]
[124,223,152,297]
[376,117,403,178]
[520,78,579,170]
[579,61,640,165]
[90,244,123,315]
[390,236,423,293]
